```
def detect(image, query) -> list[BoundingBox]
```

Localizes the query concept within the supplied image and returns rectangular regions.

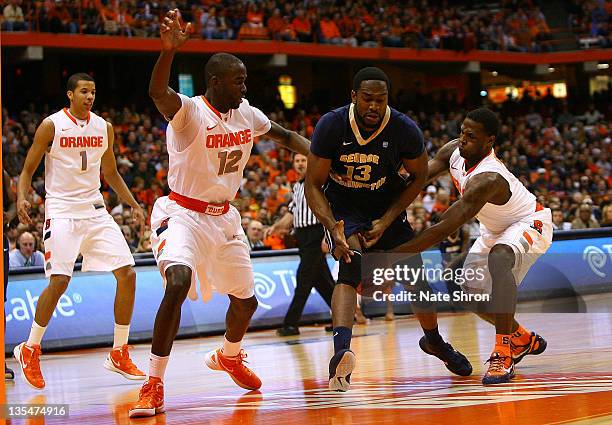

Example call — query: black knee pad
[337,250,362,288]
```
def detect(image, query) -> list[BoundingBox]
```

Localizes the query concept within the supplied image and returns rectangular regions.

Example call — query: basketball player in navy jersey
[305,67,472,391]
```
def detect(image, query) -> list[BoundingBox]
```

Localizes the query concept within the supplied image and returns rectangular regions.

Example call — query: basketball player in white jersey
[129,10,310,417]
[385,108,551,385]
[14,73,146,389]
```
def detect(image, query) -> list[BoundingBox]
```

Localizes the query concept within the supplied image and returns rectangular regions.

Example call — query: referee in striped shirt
[266,154,334,336]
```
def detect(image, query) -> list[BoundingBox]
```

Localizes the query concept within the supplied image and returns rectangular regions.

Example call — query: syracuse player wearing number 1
[14,73,146,390]
[129,10,310,418]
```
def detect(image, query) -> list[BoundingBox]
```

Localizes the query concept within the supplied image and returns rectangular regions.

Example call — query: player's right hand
[160,9,192,51]
[331,220,354,263]
[17,198,32,225]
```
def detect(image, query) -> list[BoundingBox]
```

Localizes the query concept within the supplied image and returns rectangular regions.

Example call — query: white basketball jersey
[166,94,271,203]
[449,147,538,234]
[45,109,108,218]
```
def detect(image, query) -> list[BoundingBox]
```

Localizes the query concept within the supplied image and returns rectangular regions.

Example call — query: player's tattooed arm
[265,121,311,156]
[149,9,192,120]
[426,139,459,184]
[394,172,507,253]
[305,153,353,262]
[17,118,54,225]
[101,122,146,229]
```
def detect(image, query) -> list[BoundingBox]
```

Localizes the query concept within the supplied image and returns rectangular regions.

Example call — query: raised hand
[160,9,192,51]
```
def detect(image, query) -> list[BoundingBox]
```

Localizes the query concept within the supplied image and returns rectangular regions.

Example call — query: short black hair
[352,66,390,92]
[67,73,94,91]
[466,107,500,138]
[205,53,244,84]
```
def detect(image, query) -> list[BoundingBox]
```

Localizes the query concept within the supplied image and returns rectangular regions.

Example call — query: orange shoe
[482,352,515,385]
[128,377,165,418]
[511,332,547,364]
[205,348,262,390]
[13,342,45,389]
[104,345,146,380]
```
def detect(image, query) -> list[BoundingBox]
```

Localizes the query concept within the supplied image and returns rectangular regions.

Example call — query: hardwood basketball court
[5,295,612,424]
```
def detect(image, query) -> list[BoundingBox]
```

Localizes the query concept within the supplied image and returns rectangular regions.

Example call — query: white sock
[113,323,130,348]
[27,321,47,347]
[148,353,169,380]
[222,337,242,357]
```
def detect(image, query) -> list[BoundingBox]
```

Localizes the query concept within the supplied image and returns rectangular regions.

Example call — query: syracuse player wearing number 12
[14,73,147,390]
[128,9,310,418]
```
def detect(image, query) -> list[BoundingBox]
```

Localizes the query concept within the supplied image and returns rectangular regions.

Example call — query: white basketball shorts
[461,208,553,294]
[43,213,135,277]
[150,196,253,302]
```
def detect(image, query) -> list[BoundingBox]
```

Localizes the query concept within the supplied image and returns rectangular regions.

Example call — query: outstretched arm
[17,118,54,225]
[426,139,459,184]
[149,9,192,120]
[264,121,310,156]
[101,122,145,229]
[394,172,505,253]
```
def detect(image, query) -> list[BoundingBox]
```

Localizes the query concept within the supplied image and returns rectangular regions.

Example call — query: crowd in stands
[568,0,612,48]
[3,82,611,260]
[1,0,576,52]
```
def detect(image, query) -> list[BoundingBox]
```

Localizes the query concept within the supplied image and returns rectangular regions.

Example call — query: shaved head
[205,53,244,85]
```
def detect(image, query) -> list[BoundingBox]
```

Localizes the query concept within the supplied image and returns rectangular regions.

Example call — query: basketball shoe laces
[222,349,252,374]
[437,341,464,364]
[485,353,510,373]
[116,345,140,373]
[25,345,43,380]
[138,379,161,403]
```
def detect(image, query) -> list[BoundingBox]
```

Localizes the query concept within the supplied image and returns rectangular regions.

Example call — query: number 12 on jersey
[218,150,242,175]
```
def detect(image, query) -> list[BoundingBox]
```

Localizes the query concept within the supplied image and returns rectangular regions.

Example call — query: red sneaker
[14,342,45,389]
[482,352,515,385]
[205,348,262,390]
[104,344,146,380]
[128,377,165,418]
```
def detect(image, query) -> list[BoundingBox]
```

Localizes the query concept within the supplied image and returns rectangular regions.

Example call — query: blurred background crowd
[3,82,611,259]
[1,0,611,50]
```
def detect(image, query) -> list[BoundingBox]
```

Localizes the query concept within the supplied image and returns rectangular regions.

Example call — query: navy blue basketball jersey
[311,104,424,218]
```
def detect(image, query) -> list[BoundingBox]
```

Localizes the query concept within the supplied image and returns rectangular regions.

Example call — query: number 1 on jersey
[79,150,87,172]
[218,150,242,175]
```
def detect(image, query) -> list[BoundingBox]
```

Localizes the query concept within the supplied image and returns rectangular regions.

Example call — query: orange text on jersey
[59,136,104,148]
[205,129,252,149]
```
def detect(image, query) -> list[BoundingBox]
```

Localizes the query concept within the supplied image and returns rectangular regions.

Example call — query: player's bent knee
[115,266,136,287]
[229,295,258,315]
[337,251,362,288]
[49,274,70,295]
[488,245,515,275]
[165,265,192,297]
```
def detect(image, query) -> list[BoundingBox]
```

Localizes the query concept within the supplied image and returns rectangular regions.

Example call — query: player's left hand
[362,219,388,249]
[160,9,192,51]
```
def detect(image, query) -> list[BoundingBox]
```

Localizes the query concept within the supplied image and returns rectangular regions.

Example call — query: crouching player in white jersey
[14,73,146,389]
[129,10,310,418]
[390,108,552,385]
